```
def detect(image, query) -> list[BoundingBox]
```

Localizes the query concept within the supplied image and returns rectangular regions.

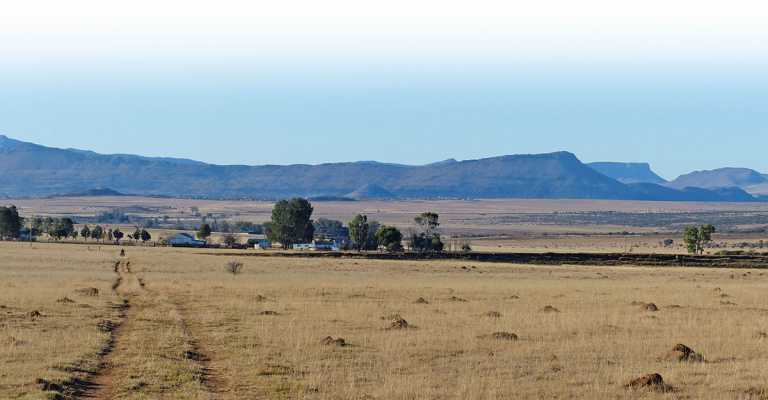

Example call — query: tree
[222,234,237,248]
[132,227,142,242]
[91,225,104,242]
[0,205,23,240]
[112,228,124,244]
[140,229,151,243]
[683,224,716,255]
[80,225,91,241]
[314,218,346,239]
[375,225,403,252]
[266,198,315,249]
[348,214,370,251]
[197,223,212,241]
[411,212,443,252]
[48,218,75,240]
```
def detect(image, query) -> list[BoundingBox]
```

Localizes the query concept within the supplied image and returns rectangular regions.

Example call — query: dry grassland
[3,242,768,399]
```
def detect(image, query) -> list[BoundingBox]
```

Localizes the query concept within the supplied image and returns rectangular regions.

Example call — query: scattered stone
[667,304,683,309]
[643,303,659,312]
[483,311,502,318]
[754,331,768,339]
[625,373,668,392]
[28,310,42,319]
[56,297,75,304]
[448,296,468,302]
[320,336,347,347]
[507,295,520,300]
[541,305,560,313]
[387,317,411,330]
[663,344,704,362]
[253,294,268,302]
[258,310,279,316]
[75,288,99,297]
[721,301,738,306]
[381,313,403,321]
[479,332,518,341]
[414,297,429,304]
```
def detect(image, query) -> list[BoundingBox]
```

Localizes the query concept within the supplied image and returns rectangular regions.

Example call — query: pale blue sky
[2,1,768,179]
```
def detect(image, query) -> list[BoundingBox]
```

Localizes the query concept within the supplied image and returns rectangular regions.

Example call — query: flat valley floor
[3,242,768,399]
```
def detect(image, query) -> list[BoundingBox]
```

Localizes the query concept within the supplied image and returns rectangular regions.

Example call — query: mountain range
[0,135,765,202]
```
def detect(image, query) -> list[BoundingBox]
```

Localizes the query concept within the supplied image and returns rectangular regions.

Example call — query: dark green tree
[80,225,91,241]
[0,205,23,240]
[140,229,151,243]
[411,212,443,252]
[197,223,212,240]
[375,225,403,252]
[91,225,104,242]
[266,198,315,249]
[348,214,370,251]
[113,228,124,244]
[683,224,716,255]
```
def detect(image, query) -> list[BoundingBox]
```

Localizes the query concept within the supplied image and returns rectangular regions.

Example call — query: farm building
[167,233,206,247]
[246,234,271,250]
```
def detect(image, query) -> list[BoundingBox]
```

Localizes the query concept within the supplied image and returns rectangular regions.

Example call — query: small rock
[56,297,75,304]
[483,311,502,318]
[414,297,429,304]
[643,303,659,312]
[320,336,347,347]
[448,296,468,302]
[480,332,518,341]
[541,305,560,313]
[28,310,42,319]
[387,318,410,330]
[258,310,279,316]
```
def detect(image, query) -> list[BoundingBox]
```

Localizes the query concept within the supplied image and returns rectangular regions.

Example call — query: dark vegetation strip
[204,251,768,268]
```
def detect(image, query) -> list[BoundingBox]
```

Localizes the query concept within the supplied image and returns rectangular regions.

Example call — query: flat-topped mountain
[0,135,759,202]
[588,162,667,184]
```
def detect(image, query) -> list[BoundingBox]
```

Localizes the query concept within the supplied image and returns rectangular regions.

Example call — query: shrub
[225,260,244,275]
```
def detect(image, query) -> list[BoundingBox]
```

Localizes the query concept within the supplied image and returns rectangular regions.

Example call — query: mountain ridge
[0,135,760,202]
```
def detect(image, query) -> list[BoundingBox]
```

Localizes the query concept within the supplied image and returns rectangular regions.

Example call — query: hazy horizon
[2,1,768,179]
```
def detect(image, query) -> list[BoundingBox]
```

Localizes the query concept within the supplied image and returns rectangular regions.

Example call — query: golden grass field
[4,242,768,399]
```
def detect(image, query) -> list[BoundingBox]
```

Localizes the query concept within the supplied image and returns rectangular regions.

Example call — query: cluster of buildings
[166,231,349,251]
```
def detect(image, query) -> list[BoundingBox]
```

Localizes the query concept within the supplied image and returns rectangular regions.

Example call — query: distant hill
[588,162,667,184]
[58,188,128,197]
[0,135,760,202]
[668,168,768,194]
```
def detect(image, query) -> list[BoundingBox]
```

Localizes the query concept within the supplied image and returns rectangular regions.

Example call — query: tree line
[257,198,447,252]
